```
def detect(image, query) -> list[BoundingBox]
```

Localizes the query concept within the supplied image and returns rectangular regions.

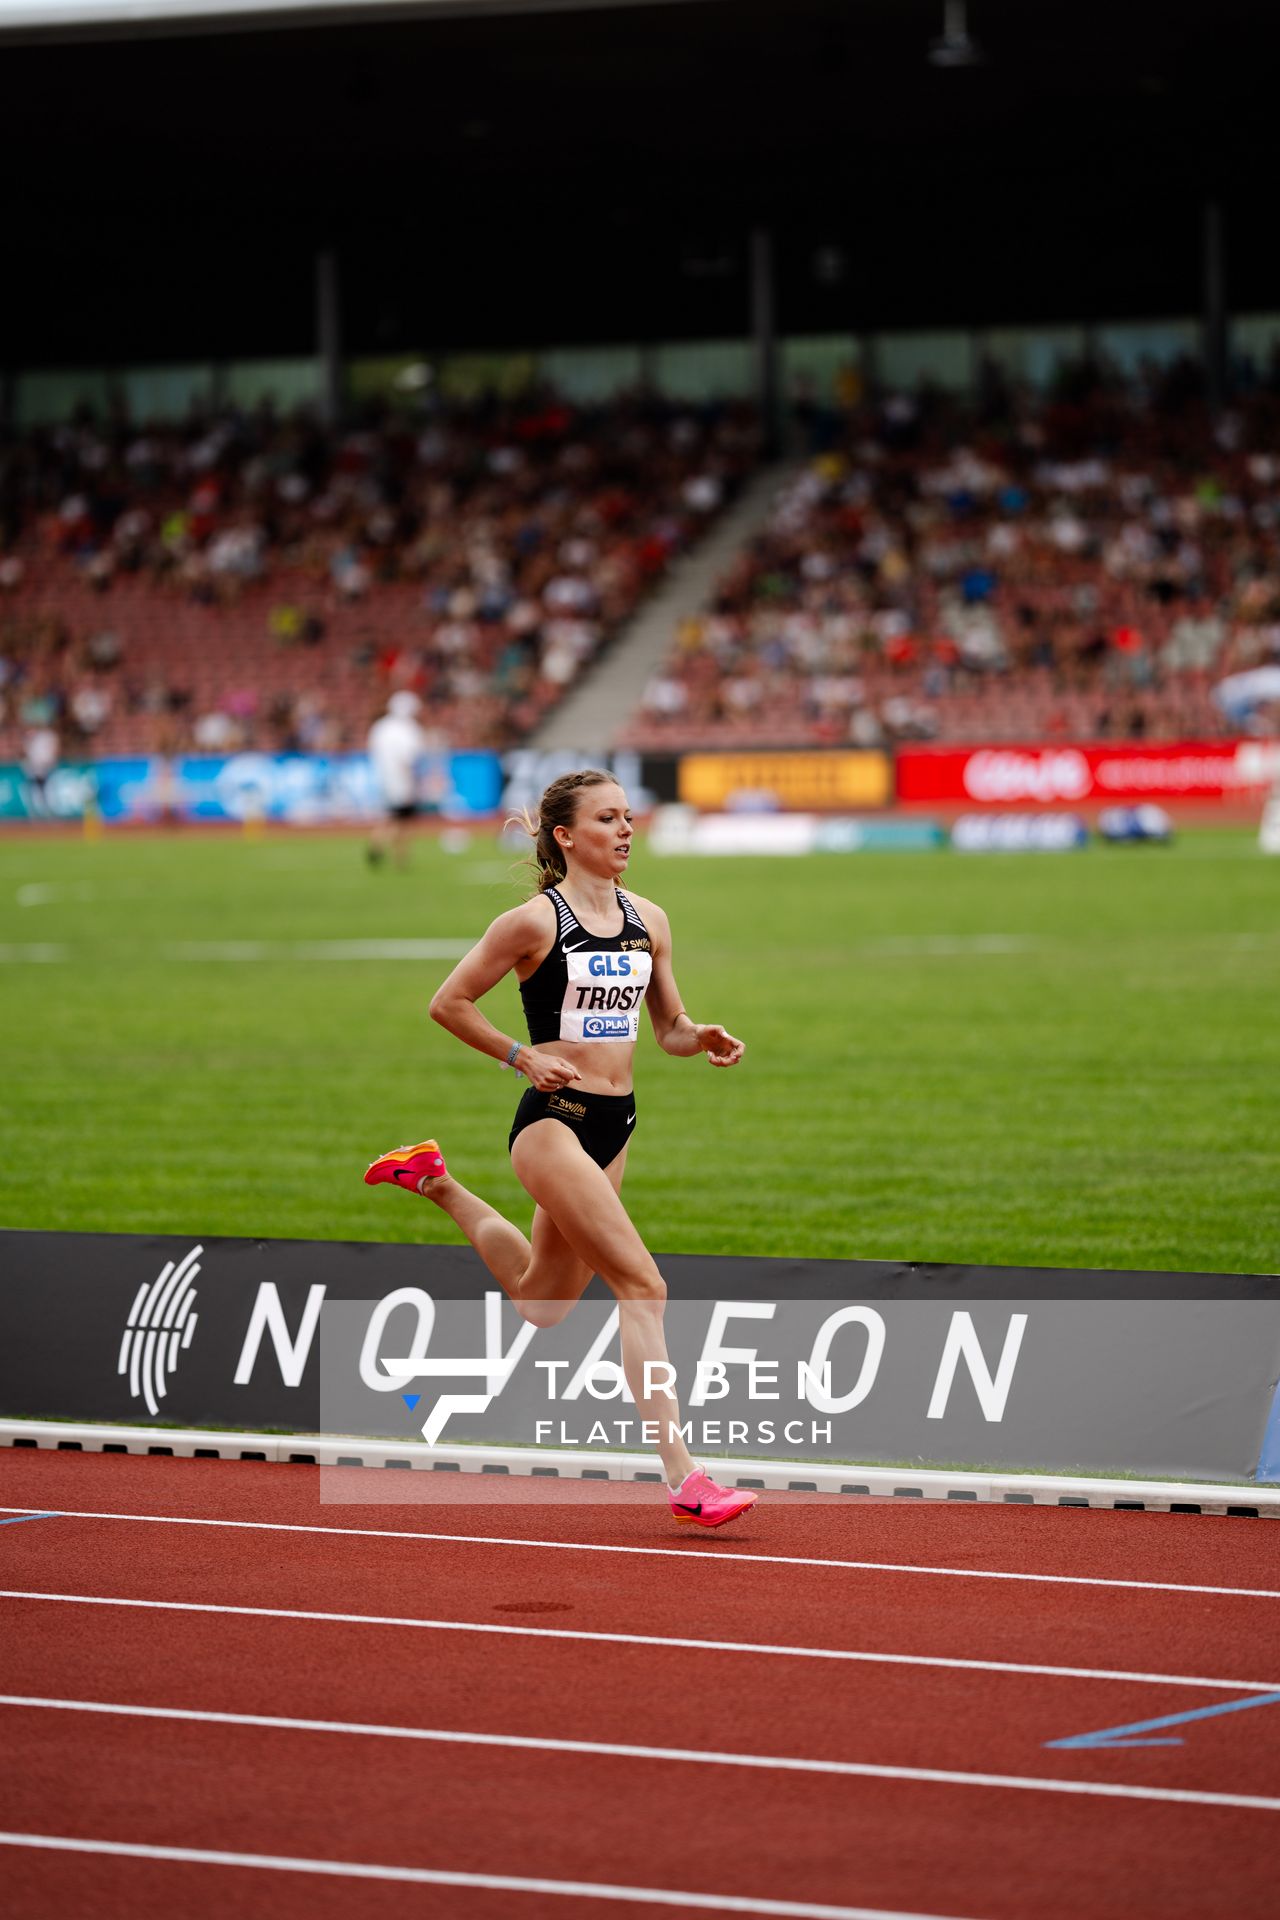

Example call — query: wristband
[500,1041,524,1075]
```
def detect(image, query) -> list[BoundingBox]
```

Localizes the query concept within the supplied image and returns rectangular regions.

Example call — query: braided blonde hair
[514,768,616,895]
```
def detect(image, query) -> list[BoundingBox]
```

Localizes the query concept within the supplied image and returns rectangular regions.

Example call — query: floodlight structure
[928,0,985,68]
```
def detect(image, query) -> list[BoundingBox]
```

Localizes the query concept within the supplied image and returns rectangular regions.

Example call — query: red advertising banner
[897,741,1280,806]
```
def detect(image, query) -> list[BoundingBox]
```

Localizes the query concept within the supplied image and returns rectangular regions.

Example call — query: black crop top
[519,886,654,1046]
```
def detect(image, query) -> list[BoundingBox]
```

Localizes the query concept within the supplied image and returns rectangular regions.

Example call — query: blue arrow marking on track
[0,1512,59,1527]
[402,1394,420,1411]
[1047,1689,1280,1750]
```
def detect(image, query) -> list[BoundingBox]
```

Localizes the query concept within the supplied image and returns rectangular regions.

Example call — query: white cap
[389,690,422,717]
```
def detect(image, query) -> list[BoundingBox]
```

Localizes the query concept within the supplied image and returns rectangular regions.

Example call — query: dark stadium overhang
[0,0,689,45]
[2,0,1278,363]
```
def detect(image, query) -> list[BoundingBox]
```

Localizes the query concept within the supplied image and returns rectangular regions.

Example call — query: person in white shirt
[22,725,60,817]
[367,690,429,868]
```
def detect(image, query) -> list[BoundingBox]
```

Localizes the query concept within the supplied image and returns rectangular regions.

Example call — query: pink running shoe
[668,1467,758,1529]
[364,1139,447,1192]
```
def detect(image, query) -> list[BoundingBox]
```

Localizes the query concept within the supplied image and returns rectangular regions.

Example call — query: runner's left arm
[639,900,745,1066]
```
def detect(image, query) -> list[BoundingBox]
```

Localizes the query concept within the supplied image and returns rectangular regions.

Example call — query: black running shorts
[508,1086,636,1170]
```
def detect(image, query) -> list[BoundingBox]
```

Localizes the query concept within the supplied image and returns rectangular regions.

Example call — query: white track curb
[2,1420,1276,1515]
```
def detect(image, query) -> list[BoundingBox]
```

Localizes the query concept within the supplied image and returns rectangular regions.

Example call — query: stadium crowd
[624,364,1280,751]
[0,398,756,764]
[5,359,1280,775]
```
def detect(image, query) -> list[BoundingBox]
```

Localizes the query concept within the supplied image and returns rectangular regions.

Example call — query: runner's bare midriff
[524,1037,636,1097]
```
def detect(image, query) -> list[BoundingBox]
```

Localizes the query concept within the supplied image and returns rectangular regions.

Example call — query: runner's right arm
[428,901,582,1090]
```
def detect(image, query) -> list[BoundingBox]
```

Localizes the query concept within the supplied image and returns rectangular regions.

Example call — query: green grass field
[0,826,1275,1274]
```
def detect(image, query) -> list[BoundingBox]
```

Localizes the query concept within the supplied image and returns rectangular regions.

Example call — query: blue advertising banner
[0,761,99,820]
[0,752,503,823]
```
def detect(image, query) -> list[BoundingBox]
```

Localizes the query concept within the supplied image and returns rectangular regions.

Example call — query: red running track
[1,1449,1278,1920]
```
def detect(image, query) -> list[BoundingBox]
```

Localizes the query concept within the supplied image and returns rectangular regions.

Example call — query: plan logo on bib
[583,1014,633,1038]
[118,1245,202,1416]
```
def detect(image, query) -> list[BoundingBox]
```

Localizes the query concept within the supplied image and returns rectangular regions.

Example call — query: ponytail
[510,768,614,896]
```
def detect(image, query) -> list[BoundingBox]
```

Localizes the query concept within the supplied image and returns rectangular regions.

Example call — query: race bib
[559,949,653,1042]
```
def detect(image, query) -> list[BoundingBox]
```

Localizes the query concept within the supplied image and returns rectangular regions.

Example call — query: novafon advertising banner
[2,1232,1278,1486]
[897,740,1280,806]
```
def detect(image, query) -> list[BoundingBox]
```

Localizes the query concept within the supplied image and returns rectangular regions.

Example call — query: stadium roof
[0,0,652,39]
[5,0,1279,366]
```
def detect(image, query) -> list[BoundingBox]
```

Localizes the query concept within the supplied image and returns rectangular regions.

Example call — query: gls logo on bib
[560,949,653,1042]
[588,954,633,976]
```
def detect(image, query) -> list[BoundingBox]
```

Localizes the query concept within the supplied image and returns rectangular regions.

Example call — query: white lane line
[2,1591,1276,1695]
[293,940,472,961]
[2,1505,1275,1602]
[859,935,1039,957]
[0,944,68,963]
[164,941,268,960]
[163,938,470,962]
[16,882,95,908]
[0,1833,964,1920]
[3,1694,1279,1815]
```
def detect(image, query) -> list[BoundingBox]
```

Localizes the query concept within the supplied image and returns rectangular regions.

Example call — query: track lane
[2,1704,1275,1920]
[2,1451,1275,1592]
[3,1590,1279,1802]
[0,1838,980,1920]
[2,1506,1277,1700]
[4,1686,1280,1805]
[5,1453,1278,1920]
[5,1851,437,1920]
[4,1495,1278,1601]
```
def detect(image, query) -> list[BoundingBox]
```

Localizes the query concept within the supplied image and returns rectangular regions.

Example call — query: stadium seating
[621,382,1280,750]
[0,401,757,760]
[6,377,1280,765]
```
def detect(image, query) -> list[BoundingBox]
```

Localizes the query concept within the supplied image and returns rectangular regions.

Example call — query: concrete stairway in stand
[529,460,795,754]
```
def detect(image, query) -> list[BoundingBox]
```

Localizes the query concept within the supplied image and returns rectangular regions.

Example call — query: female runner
[365,767,756,1528]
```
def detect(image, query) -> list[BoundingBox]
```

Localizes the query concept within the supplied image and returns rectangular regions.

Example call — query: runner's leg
[421,1148,605,1325]
[511,1121,696,1486]
[420,1173,533,1304]
[511,1141,630,1326]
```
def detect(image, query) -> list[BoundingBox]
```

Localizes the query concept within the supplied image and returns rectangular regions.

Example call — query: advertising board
[2,1231,1277,1485]
[652,810,944,854]
[677,751,892,812]
[0,761,99,820]
[951,814,1088,851]
[0,751,503,823]
[897,740,1280,807]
